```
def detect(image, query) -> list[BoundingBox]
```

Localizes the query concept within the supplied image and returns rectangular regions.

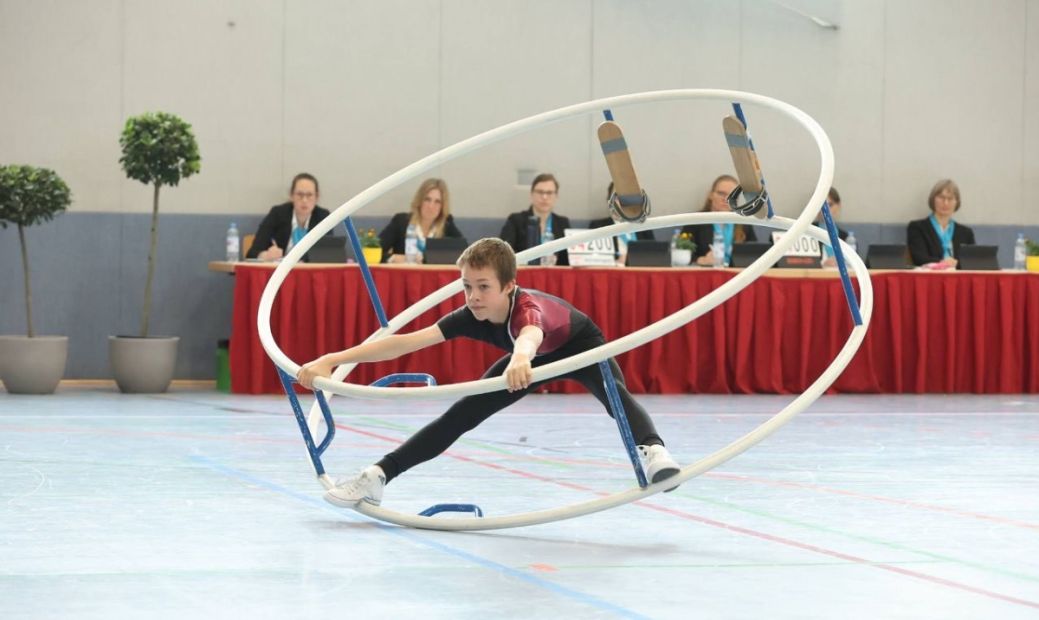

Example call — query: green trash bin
[216,339,231,393]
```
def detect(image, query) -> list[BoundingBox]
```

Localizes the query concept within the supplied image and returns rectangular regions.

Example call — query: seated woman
[246,172,330,261]
[907,179,975,268]
[680,174,757,266]
[500,173,571,266]
[379,178,464,263]
[589,182,655,266]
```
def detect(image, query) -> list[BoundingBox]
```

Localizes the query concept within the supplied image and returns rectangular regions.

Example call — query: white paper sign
[564,228,617,267]
[771,231,822,257]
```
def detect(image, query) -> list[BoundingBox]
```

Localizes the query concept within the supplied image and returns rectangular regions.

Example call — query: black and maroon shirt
[436,287,601,355]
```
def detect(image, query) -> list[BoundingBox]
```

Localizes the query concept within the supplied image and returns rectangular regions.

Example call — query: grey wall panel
[1025,0,1039,206]
[0,0,124,214]
[121,0,286,215]
[2,1,1038,228]
[883,0,1028,225]
[283,0,443,216]
[439,0,594,219]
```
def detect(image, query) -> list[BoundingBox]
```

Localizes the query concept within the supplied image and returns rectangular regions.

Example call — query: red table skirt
[230,266,1039,394]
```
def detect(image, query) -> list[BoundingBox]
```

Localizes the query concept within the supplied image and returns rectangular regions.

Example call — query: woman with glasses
[246,173,331,262]
[379,178,464,263]
[680,174,758,266]
[499,173,572,266]
[906,179,975,268]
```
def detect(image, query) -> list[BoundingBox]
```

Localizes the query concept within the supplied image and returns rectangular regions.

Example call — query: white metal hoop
[256,89,873,531]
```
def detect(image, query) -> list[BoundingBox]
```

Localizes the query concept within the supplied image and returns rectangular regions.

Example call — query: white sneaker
[324,465,385,507]
[638,445,681,492]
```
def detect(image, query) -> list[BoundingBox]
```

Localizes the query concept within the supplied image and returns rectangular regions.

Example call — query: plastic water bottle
[405,223,419,263]
[670,228,680,252]
[225,222,240,262]
[845,231,858,258]
[540,229,557,266]
[712,228,725,268]
[1014,233,1027,270]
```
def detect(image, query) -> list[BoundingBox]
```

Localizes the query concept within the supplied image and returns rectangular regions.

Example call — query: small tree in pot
[109,112,201,393]
[0,165,72,393]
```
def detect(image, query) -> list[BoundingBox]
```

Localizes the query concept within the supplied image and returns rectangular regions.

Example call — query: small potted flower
[1027,238,1039,273]
[360,228,382,265]
[671,232,696,266]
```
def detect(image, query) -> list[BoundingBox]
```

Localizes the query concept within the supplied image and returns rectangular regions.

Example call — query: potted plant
[109,112,201,393]
[671,232,696,266]
[0,165,72,394]
[360,228,383,264]
[1027,238,1039,273]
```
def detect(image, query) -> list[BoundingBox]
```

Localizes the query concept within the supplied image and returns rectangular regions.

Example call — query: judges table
[211,262,1039,395]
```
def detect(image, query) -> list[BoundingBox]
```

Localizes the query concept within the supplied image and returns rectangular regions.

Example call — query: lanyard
[928,214,955,258]
[713,223,735,262]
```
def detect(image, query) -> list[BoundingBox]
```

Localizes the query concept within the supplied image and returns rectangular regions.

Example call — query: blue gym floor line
[190,454,651,620]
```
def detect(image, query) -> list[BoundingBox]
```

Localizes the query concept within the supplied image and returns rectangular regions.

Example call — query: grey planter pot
[0,335,68,394]
[109,335,179,393]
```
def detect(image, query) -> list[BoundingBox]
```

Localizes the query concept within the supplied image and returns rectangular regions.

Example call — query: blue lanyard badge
[928,214,955,258]
[713,223,735,262]
[292,226,305,247]
[543,213,553,238]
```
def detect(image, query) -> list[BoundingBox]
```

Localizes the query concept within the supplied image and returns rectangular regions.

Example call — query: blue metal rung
[345,216,390,328]
[599,360,649,488]
[419,503,484,518]
[277,368,336,477]
[370,373,437,388]
[820,201,863,326]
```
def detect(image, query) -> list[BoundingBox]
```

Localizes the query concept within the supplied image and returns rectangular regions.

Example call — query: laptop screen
[957,245,1000,271]
[423,237,468,265]
[625,240,671,267]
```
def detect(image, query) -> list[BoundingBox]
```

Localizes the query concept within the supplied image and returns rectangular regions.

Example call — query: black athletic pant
[376,338,663,483]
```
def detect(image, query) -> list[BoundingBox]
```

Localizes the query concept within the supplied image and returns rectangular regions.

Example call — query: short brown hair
[828,186,841,205]
[530,173,559,193]
[927,179,960,212]
[457,238,516,287]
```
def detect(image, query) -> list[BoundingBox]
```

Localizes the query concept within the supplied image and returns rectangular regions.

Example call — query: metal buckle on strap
[608,190,652,224]
[726,185,769,217]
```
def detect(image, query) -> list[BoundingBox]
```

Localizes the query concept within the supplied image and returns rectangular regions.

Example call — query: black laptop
[957,244,1000,271]
[307,236,347,263]
[866,244,911,269]
[730,243,772,268]
[625,240,671,267]
[423,237,468,265]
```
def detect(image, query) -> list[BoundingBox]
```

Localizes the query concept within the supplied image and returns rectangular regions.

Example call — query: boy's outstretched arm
[504,325,544,392]
[296,324,445,388]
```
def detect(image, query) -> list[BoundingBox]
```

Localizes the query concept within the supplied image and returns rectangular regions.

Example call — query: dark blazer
[588,217,656,257]
[378,212,465,263]
[680,223,758,259]
[500,207,572,266]
[246,202,332,261]
[907,217,976,266]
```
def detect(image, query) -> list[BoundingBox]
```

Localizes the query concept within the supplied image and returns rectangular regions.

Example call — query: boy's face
[460,264,515,323]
